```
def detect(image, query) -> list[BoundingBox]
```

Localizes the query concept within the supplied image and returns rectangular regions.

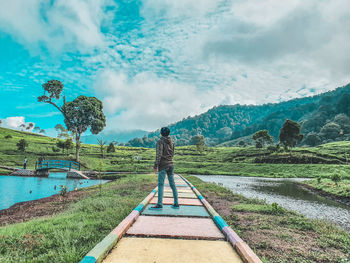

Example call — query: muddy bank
[0,184,100,226]
[299,182,350,207]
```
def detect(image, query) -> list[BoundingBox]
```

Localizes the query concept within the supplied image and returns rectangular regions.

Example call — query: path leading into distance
[80,175,261,263]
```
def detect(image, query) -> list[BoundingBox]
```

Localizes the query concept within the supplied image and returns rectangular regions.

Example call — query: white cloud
[94,70,223,131]
[0,0,115,54]
[141,0,220,18]
[1,116,35,131]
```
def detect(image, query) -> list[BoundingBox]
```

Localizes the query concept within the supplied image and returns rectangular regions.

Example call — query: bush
[107,143,116,153]
[4,135,12,139]
[331,174,341,185]
[16,139,28,152]
[52,146,60,153]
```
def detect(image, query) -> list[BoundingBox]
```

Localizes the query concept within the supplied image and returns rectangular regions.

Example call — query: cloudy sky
[0,0,349,133]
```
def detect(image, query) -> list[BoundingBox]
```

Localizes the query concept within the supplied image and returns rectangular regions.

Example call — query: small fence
[35,160,80,171]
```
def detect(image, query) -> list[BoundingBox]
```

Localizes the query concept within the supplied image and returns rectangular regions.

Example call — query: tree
[97,137,106,158]
[320,122,341,140]
[38,80,106,161]
[238,140,245,147]
[62,96,106,161]
[304,133,321,146]
[56,140,66,154]
[0,119,2,127]
[279,119,303,148]
[333,114,350,134]
[107,142,116,153]
[39,129,46,134]
[19,124,26,131]
[26,122,34,130]
[64,138,74,155]
[17,139,28,152]
[252,130,273,148]
[216,127,232,141]
[38,80,66,115]
[55,124,69,139]
[34,126,41,132]
[336,94,350,116]
[190,135,205,153]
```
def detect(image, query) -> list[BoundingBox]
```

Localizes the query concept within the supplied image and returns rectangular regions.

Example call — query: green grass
[0,173,155,263]
[304,178,350,198]
[1,126,349,198]
[185,175,350,263]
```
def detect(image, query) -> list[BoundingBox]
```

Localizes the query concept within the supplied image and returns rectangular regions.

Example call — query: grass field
[0,173,155,263]
[1,127,349,197]
[186,176,350,263]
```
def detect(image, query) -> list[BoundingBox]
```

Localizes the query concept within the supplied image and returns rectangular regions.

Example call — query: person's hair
[160,127,170,137]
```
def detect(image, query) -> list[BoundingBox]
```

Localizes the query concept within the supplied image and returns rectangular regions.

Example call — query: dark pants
[157,166,179,206]
[23,163,27,169]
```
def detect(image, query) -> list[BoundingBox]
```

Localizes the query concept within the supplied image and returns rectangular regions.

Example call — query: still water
[195,175,350,231]
[0,172,108,210]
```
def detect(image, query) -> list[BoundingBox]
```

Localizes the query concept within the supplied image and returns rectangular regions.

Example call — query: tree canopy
[253,130,273,148]
[38,80,106,161]
[279,119,303,148]
[63,96,106,161]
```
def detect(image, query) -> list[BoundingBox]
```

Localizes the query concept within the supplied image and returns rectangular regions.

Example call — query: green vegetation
[0,126,349,198]
[186,176,350,263]
[252,130,273,148]
[1,127,350,181]
[38,80,106,161]
[305,178,350,198]
[279,119,303,148]
[127,84,350,148]
[16,139,28,152]
[0,174,154,263]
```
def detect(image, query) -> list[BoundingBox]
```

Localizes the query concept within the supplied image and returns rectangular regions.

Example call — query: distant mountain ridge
[82,129,148,145]
[126,83,350,147]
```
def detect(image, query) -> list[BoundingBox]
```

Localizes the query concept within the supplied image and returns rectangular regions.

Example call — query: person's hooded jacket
[154,136,174,171]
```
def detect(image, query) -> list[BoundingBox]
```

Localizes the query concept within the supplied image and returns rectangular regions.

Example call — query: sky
[0,0,350,135]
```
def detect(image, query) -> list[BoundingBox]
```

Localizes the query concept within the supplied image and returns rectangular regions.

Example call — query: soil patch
[0,187,94,226]
[200,187,349,263]
[0,181,155,226]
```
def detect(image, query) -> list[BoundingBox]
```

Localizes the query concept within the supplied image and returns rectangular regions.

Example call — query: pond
[195,175,350,231]
[0,172,108,210]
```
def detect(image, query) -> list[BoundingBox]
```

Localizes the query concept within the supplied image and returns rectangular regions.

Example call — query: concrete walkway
[80,175,261,263]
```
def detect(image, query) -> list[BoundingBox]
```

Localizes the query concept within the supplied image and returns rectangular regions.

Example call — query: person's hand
[154,168,158,174]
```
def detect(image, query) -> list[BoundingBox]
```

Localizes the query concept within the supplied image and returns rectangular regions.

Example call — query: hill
[81,129,148,145]
[126,83,350,147]
[1,126,350,180]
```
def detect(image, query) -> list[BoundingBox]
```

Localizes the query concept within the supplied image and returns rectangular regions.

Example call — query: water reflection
[0,172,108,210]
[195,175,350,231]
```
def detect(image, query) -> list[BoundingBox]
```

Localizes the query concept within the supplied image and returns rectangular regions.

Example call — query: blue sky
[0,0,350,135]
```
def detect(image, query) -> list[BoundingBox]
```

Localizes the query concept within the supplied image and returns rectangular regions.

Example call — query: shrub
[59,185,68,197]
[331,174,341,185]
[52,146,60,153]
[107,142,116,153]
[4,135,12,139]
[16,139,28,152]
[271,202,285,215]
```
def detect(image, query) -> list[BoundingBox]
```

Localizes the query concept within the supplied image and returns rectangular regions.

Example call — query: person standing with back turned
[151,127,179,209]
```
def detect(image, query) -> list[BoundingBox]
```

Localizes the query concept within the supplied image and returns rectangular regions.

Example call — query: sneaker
[171,204,180,209]
[149,204,163,209]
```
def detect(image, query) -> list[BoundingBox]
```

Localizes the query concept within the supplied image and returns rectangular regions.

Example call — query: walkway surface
[80,174,262,263]
[104,175,242,263]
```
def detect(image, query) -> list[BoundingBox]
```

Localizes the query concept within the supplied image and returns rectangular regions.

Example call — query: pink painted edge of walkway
[178,174,262,263]
[79,187,158,263]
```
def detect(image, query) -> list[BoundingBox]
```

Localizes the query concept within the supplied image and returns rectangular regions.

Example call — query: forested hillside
[127,83,350,147]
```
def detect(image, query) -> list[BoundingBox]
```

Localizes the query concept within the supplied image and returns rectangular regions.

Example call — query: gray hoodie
[154,136,174,171]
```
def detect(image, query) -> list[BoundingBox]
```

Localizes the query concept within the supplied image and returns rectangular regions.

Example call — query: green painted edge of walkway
[79,188,157,263]
[179,175,263,263]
